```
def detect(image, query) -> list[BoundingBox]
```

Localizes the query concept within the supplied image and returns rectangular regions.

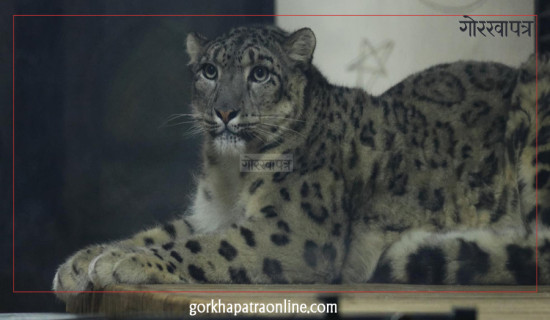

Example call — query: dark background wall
[3,0,274,312]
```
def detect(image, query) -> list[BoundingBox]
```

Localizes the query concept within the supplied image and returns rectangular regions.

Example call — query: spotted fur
[53,26,550,301]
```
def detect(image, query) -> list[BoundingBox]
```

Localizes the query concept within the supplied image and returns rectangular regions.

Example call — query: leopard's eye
[202,63,218,80]
[250,66,270,83]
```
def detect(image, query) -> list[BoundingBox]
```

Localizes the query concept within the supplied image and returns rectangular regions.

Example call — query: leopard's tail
[370,227,549,285]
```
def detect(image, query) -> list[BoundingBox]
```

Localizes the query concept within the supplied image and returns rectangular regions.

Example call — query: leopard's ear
[284,28,316,65]
[186,32,208,65]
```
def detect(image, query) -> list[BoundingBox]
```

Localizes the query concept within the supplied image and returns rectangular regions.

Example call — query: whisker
[253,127,275,143]
[254,127,285,143]
[163,113,199,122]
[249,131,266,144]
[260,122,306,139]
[160,113,203,128]
[165,113,197,118]
[259,115,306,123]
[160,120,201,128]
[181,125,206,138]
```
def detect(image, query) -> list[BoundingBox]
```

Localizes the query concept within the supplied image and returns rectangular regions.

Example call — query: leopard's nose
[214,109,240,124]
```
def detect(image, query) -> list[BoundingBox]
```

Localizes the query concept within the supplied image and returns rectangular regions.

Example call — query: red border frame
[12,14,539,295]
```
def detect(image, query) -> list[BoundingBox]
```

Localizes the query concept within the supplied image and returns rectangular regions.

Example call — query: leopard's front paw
[88,247,185,288]
[53,244,107,302]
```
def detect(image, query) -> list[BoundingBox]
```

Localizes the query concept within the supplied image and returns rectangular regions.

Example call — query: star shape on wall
[347,39,394,91]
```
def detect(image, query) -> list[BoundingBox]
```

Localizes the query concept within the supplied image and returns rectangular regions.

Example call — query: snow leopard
[53,25,550,301]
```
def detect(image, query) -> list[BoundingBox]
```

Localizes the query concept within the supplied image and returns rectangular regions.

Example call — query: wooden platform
[66,284,550,319]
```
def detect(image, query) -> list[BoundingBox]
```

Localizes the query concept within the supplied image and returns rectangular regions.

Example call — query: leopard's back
[342,57,550,284]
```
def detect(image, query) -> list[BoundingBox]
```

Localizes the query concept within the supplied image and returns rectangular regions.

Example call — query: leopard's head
[186,26,316,154]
